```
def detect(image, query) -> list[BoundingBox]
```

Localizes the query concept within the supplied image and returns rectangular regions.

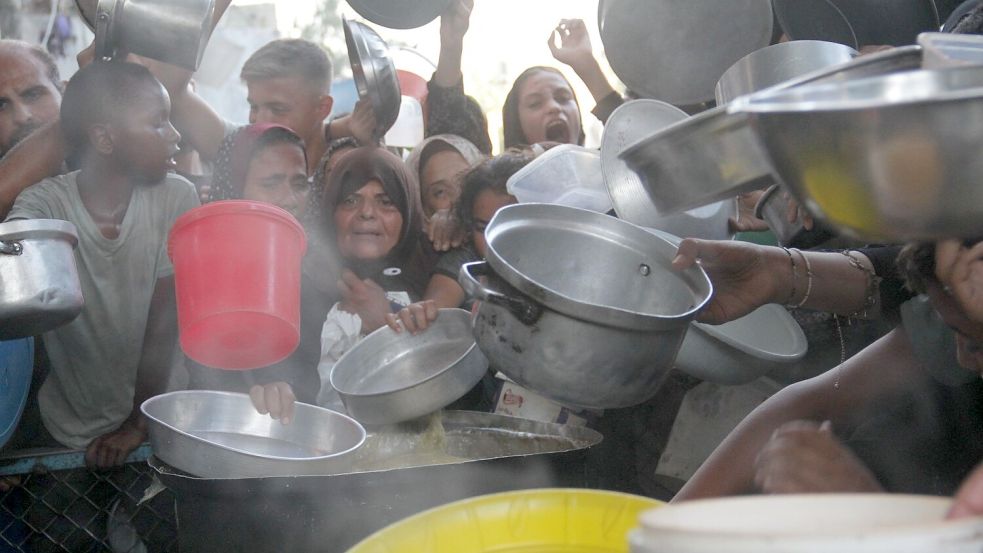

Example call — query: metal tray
[149,411,602,552]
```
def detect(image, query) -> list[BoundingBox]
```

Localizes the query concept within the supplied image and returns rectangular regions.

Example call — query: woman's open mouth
[545,120,570,143]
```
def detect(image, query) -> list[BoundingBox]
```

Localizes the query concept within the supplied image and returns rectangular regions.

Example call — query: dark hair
[897,242,936,295]
[241,39,332,94]
[60,61,161,158]
[502,66,585,149]
[253,126,305,161]
[0,40,61,91]
[952,2,983,34]
[456,151,533,230]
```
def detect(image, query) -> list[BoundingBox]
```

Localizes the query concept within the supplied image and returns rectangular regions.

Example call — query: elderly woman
[314,146,435,408]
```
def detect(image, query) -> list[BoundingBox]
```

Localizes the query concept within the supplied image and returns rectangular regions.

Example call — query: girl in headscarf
[315,146,436,408]
[405,134,485,218]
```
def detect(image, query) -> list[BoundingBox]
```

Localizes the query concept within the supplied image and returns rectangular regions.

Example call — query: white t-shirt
[7,171,199,449]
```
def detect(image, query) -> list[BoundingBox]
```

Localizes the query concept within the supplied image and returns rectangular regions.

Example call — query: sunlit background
[5,0,622,152]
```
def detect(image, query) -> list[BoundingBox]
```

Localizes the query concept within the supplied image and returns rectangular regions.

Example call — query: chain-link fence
[0,445,177,553]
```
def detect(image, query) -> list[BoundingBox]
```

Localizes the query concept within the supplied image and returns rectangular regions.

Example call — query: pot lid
[598,0,773,105]
[345,0,452,30]
[482,203,712,331]
[344,17,401,140]
[601,100,689,226]
[774,0,939,48]
[772,0,858,48]
[0,219,79,248]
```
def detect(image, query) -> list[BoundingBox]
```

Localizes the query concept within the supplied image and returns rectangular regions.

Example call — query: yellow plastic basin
[347,488,663,552]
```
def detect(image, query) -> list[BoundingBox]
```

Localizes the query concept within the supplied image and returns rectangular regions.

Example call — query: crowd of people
[3,0,983,530]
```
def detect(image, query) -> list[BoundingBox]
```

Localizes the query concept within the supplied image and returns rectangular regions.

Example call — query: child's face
[516,71,580,145]
[243,142,309,220]
[420,149,469,217]
[470,189,517,259]
[246,76,329,145]
[111,82,180,184]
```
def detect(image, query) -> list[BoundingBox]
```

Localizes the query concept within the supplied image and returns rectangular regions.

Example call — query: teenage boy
[5,61,199,468]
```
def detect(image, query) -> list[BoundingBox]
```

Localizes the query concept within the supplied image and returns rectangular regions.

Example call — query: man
[0,40,65,219]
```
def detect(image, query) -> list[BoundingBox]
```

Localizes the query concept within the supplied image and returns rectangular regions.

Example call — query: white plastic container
[506,144,613,213]
[630,494,983,553]
[384,96,425,148]
[920,32,983,69]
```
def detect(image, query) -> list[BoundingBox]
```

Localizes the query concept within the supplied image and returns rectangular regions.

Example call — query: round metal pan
[773,0,858,48]
[331,309,488,425]
[345,0,452,30]
[600,99,736,240]
[775,0,939,47]
[598,0,773,105]
[343,17,401,140]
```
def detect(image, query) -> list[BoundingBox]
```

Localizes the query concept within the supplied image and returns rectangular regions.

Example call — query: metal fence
[0,445,177,553]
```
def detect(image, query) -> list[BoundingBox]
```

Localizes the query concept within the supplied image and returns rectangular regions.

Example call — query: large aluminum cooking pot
[458,204,712,409]
[331,308,488,425]
[774,0,939,48]
[620,45,924,215]
[0,219,82,340]
[735,65,983,241]
[715,40,859,105]
[344,17,401,140]
[345,0,451,29]
[93,0,215,71]
[598,0,773,105]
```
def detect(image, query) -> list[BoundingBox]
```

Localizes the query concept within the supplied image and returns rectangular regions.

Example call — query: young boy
[5,61,199,468]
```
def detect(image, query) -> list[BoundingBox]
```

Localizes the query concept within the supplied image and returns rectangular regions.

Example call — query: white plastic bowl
[630,494,983,553]
[507,144,613,214]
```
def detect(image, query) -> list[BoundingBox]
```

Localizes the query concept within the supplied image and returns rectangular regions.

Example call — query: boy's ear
[317,94,334,122]
[88,124,114,155]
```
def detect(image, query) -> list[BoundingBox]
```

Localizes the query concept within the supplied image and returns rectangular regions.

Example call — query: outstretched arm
[548,18,620,122]
[0,121,64,219]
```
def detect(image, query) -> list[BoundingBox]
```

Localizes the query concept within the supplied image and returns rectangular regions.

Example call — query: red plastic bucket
[168,201,308,369]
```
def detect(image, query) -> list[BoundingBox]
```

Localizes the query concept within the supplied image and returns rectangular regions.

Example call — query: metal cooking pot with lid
[0,219,83,340]
[459,204,712,409]
[93,0,216,71]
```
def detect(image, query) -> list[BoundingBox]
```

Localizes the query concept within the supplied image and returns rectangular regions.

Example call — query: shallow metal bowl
[344,17,401,139]
[331,309,488,425]
[735,65,983,240]
[142,390,366,478]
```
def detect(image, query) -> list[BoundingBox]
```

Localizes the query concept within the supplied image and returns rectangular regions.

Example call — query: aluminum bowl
[142,390,366,478]
[331,308,488,425]
[735,65,983,240]
[344,17,401,139]
[715,40,859,105]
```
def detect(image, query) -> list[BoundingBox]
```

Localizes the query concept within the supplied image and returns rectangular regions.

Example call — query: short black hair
[60,61,162,157]
[456,151,532,230]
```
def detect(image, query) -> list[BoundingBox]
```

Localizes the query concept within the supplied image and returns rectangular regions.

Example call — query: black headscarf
[319,146,432,298]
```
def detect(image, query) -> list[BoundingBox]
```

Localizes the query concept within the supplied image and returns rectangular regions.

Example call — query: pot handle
[0,241,22,256]
[459,261,542,325]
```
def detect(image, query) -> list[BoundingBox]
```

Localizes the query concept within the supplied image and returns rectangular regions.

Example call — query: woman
[314,146,435,408]
[405,134,484,218]
[187,124,335,420]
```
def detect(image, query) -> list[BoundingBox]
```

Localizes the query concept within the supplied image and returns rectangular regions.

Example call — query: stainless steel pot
[94,0,215,71]
[344,17,401,140]
[330,308,488,425]
[715,40,859,105]
[620,45,924,215]
[0,219,82,340]
[458,204,712,409]
[736,65,983,240]
[345,0,451,29]
[598,0,773,105]
[142,390,367,478]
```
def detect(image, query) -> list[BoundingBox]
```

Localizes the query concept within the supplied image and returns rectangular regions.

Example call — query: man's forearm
[0,121,65,219]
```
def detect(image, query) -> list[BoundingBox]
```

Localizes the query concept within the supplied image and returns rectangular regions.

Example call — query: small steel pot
[94,0,215,71]
[331,309,488,425]
[0,219,82,340]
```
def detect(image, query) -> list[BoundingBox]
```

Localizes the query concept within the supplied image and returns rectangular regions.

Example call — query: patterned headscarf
[209,123,307,203]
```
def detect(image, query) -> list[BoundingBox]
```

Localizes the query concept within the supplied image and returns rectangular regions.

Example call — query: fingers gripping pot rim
[458,203,712,409]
